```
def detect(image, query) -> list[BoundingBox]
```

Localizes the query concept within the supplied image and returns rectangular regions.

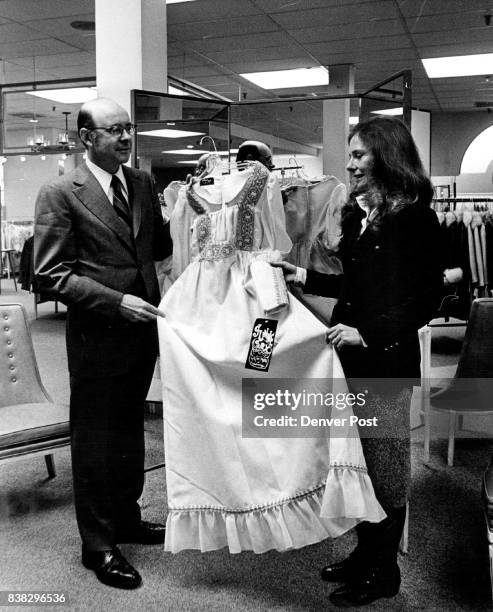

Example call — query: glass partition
[132,70,412,188]
[133,91,230,192]
[0,78,94,294]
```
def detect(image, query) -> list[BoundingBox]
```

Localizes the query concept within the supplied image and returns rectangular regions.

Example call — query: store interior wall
[431,111,493,191]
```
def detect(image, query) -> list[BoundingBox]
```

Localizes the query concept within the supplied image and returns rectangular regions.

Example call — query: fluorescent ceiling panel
[371,107,403,116]
[167,0,197,3]
[178,160,200,164]
[139,129,204,138]
[240,67,328,90]
[423,53,493,78]
[27,87,97,104]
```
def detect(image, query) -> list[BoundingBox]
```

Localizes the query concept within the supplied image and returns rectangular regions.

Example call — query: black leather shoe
[320,550,364,582]
[329,566,401,607]
[82,547,142,590]
[118,520,166,545]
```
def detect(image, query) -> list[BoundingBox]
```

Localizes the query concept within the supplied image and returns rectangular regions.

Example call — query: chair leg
[8,252,18,291]
[423,400,431,464]
[399,501,409,554]
[447,413,457,466]
[45,454,56,478]
[489,529,493,608]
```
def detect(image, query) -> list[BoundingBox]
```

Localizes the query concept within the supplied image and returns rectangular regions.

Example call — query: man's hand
[119,294,165,323]
[270,261,298,283]
[326,323,364,349]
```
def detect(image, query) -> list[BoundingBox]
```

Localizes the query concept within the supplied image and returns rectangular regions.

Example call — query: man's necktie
[111,175,132,228]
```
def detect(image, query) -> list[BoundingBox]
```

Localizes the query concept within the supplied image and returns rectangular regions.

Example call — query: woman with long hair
[274,115,442,607]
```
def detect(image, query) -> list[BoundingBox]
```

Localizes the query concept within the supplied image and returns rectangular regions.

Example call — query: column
[322,64,355,184]
[95,0,167,114]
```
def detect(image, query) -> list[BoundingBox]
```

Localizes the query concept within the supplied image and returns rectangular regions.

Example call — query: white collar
[355,194,377,220]
[86,158,128,201]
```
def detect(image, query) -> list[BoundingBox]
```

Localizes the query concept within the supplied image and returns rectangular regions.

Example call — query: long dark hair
[348,115,433,207]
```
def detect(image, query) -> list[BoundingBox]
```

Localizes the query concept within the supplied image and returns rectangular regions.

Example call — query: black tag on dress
[245,318,278,372]
[200,177,214,186]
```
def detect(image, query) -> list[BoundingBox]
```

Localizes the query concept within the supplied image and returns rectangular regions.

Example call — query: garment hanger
[197,137,223,179]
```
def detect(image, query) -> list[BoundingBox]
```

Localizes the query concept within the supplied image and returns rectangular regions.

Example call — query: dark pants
[69,357,156,551]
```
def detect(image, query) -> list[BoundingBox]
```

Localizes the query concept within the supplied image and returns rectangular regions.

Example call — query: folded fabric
[250,259,289,315]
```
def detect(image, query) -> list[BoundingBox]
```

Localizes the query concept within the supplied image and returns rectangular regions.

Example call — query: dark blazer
[34,162,172,377]
[304,199,443,379]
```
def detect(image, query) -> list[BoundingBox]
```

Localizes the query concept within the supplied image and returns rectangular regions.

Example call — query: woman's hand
[271,261,298,283]
[326,323,364,348]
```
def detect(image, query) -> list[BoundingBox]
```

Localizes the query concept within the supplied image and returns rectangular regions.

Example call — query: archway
[460,124,493,173]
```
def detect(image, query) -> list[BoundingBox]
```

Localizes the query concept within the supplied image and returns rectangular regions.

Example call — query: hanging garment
[284,177,346,325]
[158,162,384,554]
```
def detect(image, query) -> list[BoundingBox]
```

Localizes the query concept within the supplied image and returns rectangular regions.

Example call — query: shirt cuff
[294,266,307,286]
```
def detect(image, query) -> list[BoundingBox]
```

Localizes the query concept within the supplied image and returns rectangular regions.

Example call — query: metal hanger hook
[199,135,218,152]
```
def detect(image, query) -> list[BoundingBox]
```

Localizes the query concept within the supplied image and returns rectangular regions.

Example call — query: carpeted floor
[1,281,491,611]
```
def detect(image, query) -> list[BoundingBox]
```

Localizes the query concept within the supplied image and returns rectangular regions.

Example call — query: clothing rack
[428,202,493,324]
[432,197,493,212]
[433,197,493,203]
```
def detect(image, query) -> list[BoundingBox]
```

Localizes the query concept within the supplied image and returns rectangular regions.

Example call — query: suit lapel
[72,163,135,251]
[123,166,143,238]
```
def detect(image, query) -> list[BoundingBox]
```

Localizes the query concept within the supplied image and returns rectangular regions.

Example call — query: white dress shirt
[85,158,129,205]
[355,194,377,234]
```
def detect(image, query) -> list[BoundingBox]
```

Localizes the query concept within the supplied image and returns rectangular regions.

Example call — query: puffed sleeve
[258,173,292,255]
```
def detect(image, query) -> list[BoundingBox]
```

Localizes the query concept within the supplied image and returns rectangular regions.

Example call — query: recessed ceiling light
[371,107,403,116]
[240,67,329,90]
[139,129,205,138]
[166,0,197,4]
[163,149,209,154]
[423,53,493,78]
[27,87,97,104]
[349,116,359,125]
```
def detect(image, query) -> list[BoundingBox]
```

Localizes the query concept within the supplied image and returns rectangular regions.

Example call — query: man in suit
[34,97,172,590]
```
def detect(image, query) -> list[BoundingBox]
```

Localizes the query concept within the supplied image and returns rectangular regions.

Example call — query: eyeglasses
[89,123,137,137]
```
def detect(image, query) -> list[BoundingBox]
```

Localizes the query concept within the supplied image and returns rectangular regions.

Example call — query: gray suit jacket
[34,162,172,376]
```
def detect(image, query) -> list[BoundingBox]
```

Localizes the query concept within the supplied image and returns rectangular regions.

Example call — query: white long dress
[158,162,384,554]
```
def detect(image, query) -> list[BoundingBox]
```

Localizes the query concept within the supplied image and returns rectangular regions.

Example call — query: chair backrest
[456,298,493,378]
[0,303,52,407]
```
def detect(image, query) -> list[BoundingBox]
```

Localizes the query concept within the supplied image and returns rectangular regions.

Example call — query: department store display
[157,155,384,554]
[432,197,493,320]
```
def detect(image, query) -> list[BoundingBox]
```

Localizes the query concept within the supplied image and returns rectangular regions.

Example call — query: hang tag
[200,177,214,186]
[245,318,278,372]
